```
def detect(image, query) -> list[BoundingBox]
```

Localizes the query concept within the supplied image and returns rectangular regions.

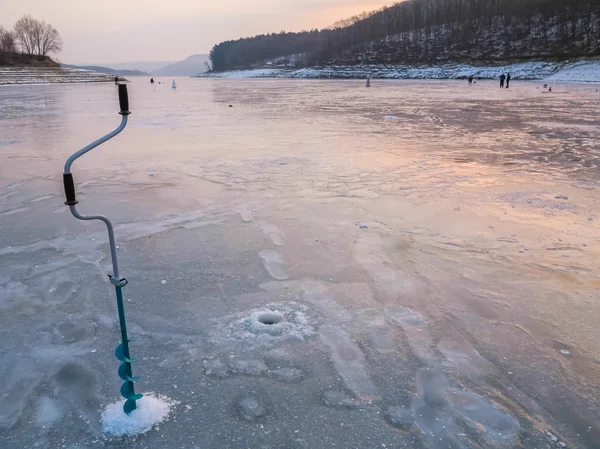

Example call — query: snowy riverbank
[200,60,600,82]
[0,67,115,85]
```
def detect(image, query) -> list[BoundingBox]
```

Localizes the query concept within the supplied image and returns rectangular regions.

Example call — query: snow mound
[101,393,177,437]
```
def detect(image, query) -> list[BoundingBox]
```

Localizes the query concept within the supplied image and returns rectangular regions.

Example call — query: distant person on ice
[150,78,154,84]
[506,73,511,88]
[468,76,473,84]
[114,76,119,85]
[500,73,506,88]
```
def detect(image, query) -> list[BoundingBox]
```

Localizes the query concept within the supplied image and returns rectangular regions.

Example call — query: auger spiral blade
[120,382,144,401]
[118,362,140,382]
[115,343,136,363]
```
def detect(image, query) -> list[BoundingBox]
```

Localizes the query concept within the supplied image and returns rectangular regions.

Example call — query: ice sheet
[1,78,598,449]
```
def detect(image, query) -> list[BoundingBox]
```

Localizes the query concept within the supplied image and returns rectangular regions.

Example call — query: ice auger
[62,83,142,415]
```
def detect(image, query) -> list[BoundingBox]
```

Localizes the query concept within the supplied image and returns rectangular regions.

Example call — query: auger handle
[118,84,130,116]
[63,84,130,205]
[63,173,78,205]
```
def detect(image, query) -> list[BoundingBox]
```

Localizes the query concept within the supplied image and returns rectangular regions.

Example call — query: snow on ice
[101,393,177,437]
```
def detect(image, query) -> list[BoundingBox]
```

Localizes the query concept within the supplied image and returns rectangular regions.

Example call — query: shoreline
[199,60,600,83]
[0,80,115,87]
[0,66,115,86]
[3,60,600,85]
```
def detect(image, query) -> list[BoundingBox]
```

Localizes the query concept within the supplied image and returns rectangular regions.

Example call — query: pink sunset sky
[3,0,392,64]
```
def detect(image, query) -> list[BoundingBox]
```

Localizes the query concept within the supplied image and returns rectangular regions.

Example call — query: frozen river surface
[1,78,600,449]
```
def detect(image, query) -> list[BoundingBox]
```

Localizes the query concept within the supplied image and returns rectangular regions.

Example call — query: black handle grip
[63,173,78,206]
[118,84,130,115]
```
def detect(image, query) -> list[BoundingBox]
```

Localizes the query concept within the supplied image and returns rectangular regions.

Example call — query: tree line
[0,15,62,63]
[209,30,321,72]
[209,0,600,71]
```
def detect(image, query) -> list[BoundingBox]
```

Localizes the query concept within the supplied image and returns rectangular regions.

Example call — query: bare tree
[38,22,62,56]
[13,15,62,57]
[0,26,7,53]
[0,26,17,54]
[13,15,37,55]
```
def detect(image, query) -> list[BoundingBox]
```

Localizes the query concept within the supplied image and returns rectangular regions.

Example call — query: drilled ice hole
[257,311,283,325]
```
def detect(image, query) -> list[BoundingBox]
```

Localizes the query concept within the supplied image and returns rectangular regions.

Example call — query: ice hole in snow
[211,302,315,348]
[257,311,283,325]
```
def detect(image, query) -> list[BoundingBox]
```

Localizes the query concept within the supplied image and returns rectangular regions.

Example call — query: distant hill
[62,64,150,77]
[69,55,210,77]
[102,61,175,73]
[153,54,209,76]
